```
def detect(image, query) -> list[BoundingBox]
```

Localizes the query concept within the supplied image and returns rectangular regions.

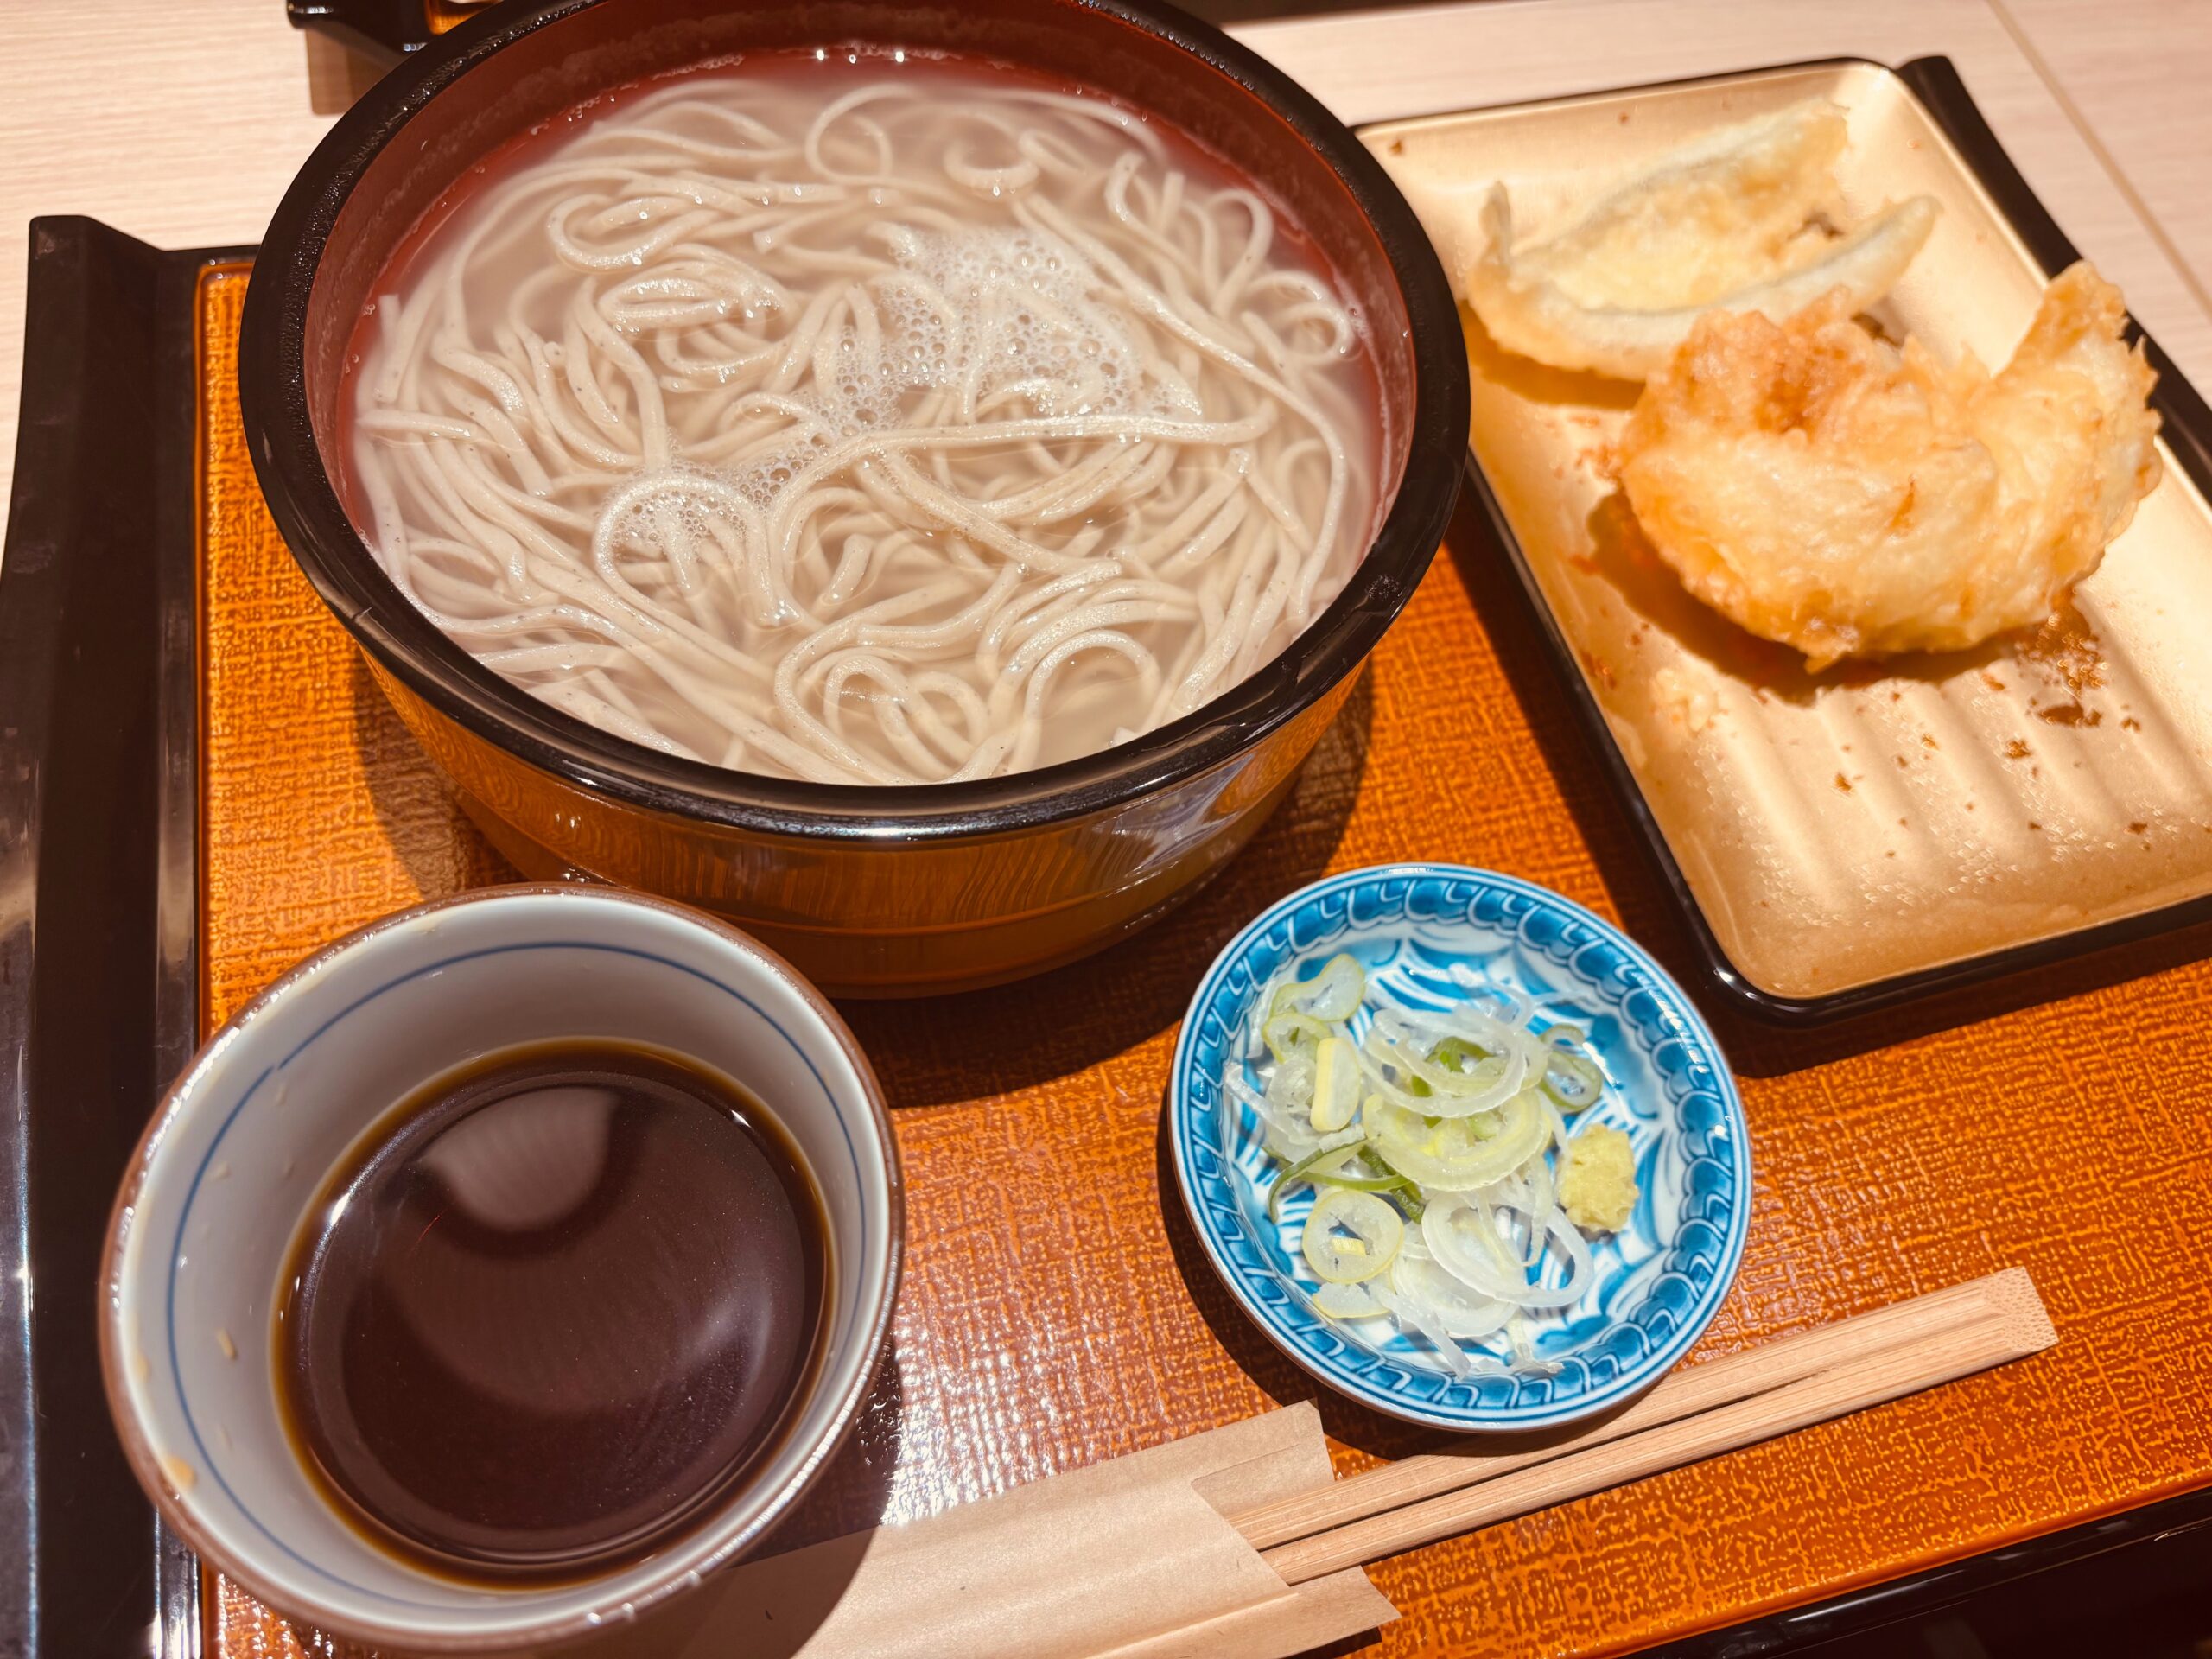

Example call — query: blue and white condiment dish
[1170,863,1749,1432]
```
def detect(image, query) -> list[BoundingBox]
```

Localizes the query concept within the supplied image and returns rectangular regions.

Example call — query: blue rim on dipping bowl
[1169,863,1750,1432]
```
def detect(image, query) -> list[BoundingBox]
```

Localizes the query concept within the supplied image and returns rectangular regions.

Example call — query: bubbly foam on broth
[345,51,1383,783]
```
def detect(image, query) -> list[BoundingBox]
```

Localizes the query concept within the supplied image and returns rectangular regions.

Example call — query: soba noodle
[347,55,1381,783]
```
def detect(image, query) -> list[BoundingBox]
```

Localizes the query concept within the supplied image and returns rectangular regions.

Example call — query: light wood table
[1,0,2209,519]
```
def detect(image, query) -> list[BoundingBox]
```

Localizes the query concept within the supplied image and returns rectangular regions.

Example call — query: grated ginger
[1559,1124,1639,1232]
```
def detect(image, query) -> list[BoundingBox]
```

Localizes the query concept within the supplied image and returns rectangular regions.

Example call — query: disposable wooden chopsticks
[1231,1268,2055,1584]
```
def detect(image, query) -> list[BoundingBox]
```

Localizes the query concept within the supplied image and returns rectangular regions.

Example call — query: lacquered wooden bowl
[240,0,1466,995]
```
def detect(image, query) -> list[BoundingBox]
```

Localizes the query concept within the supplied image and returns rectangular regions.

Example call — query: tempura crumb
[1560,1125,1639,1232]
[1653,664,1719,737]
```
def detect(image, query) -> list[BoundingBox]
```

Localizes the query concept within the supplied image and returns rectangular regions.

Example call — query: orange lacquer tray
[192,266,2212,1658]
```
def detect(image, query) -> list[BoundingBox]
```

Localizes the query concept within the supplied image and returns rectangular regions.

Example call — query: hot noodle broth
[343,51,1384,784]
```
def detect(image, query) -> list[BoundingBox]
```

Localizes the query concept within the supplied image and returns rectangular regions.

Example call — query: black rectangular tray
[0,219,228,1659]
[3,71,2209,1659]
[1450,54,2212,1026]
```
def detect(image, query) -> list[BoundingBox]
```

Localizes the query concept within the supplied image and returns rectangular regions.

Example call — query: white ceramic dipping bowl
[99,885,901,1652]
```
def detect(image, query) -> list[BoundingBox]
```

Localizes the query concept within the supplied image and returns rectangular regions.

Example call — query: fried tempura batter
[1617,264,2162,669]
[1466,100,1937,380]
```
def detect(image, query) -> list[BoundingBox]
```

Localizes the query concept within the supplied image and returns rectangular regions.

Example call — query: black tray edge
[1454,53,2212,1027]
[1649,1480,2212,1658]
[2,181,2206,1659]
[0,217,224,1659]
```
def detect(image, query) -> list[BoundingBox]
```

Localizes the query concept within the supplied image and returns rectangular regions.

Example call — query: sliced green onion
[1310,1036,1359,1132]
[1372,1176,1427,1223]
[1268,1141,1362,1223]
[1313,1168,1416,1196]
[1367,1091,1549,1190]
[1429,1036,1493,1073]
[1363,1010,1531,1116]
[1300,1188,1404,1284]
[1539,1048,1605,1113]
[1241,963,1636,1369]
[1313,1281,1385,1319]
[1270,953,1365,1024]
[1262,1010,1332,1065]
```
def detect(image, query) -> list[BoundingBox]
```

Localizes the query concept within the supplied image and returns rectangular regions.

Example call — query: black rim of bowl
[239,0,1468,843]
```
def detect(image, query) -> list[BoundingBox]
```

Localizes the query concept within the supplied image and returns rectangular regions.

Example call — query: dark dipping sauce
[276,1039,829,1583]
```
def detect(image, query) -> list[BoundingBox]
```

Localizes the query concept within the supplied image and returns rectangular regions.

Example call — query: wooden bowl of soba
[240,0,1466,996]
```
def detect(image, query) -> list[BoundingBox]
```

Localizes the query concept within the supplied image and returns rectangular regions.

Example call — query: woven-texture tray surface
[194,267,2212,1659]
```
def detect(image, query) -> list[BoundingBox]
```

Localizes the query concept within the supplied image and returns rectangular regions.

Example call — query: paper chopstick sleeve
[591,1402,1395,1659]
